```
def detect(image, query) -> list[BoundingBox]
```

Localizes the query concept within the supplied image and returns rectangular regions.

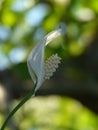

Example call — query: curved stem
[0,84,36,130]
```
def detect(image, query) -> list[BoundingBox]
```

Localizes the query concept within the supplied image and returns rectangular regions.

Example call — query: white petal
[27,40,45,87]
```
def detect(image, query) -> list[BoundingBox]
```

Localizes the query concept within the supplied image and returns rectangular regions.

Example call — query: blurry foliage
[0,0,98,70]
[1,97,97,130]
[0,0,98,129]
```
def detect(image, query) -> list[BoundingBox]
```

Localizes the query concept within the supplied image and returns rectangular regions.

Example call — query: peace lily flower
[27,23,66,94]
[0,24,66,130]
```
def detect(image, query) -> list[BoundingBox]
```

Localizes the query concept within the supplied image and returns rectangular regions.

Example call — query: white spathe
[27,23,66,93]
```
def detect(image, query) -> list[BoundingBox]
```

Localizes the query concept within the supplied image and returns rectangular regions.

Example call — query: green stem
[0,84,37,130]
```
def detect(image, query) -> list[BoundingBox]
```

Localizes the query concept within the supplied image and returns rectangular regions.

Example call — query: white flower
[27,23,66,93]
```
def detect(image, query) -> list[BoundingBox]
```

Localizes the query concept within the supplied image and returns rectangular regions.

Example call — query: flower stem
[0,84,36,130]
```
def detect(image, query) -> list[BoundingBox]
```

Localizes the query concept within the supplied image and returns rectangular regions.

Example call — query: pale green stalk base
[0,84,36,130]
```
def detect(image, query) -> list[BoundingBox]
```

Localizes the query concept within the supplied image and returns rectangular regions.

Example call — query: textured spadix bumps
[44,54,61,80]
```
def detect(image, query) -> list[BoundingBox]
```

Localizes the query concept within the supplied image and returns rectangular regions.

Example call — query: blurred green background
[0,0,98,130]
